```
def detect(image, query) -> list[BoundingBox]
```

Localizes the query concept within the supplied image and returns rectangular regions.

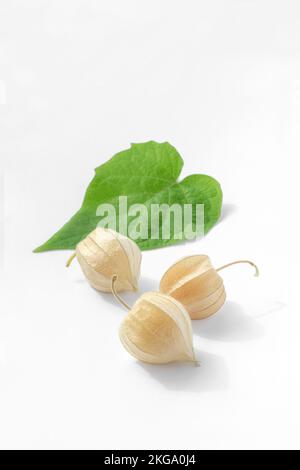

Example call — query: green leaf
[34,141,222,252]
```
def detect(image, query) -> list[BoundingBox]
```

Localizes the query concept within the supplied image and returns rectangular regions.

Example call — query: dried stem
[111,275,131,311]
[66,252,76,267]
[216,260,259,277]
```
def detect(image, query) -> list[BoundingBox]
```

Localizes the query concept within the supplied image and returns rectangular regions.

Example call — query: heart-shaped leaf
[34,141,222,252]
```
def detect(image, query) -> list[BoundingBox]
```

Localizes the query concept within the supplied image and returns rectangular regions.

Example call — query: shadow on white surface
[138,348,229,393]
[253,300,286,319]
[219,203,238,222]
[139,276,159,293]
[193,301,265,342]
[73,278,86,284]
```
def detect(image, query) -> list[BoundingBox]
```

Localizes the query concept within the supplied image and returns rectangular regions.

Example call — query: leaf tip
[33,245,44,253]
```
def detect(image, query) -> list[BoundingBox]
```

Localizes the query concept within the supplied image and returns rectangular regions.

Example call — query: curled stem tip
[217,259,259,277]
[66,252,76,267]
[111,275,131,311]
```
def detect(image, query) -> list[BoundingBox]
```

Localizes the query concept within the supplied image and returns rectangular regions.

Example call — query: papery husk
[119,292,196,364]
[159,255,226,320]
[73,227,141,292]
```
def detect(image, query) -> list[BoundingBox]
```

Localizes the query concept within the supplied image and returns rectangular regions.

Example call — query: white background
[0,0,299,450]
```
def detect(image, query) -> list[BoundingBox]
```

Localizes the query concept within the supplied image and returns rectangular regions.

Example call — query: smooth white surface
[0,0,299,450]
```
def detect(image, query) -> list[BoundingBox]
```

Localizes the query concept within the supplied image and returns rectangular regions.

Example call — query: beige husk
[66,227,141,293]
[119,292,196,364]
[159,255,258,320]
